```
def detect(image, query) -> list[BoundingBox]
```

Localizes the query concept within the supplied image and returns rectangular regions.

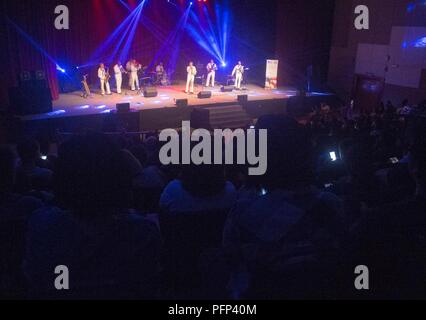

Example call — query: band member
[206,59,217,87]
[156,62,165,84]
[98,63,111,95]
[129,59,141,91]
[113,61,126,94]
[232,61,244,90]
[186,61,197,94]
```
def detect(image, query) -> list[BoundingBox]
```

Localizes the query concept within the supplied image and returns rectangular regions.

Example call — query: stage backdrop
[0,0,280,109]
[0,0,205,107]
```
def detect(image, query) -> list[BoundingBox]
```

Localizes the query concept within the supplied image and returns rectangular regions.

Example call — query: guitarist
[206,59,218,87]
[98,63,111,96]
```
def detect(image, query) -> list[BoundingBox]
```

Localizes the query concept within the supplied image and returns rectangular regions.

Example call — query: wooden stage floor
[21,84,301,121]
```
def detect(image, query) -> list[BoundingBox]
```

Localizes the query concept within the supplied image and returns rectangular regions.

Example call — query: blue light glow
[414,37,426,48]
[185,2,232,67]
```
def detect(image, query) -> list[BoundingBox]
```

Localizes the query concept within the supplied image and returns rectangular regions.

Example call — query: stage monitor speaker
[198,91,212,99]
[238,95,248,104]
[8,87,52,115]
[221,86,233,92]
[143,87,158,98]
[116,103,130,113]
[176,99,188,108]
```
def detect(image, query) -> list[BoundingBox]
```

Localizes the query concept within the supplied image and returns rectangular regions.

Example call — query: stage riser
[17,95,338,138]
[191,105,252,130]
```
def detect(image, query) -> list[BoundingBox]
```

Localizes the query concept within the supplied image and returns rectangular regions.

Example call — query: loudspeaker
[9,87,52,115]
[116,103,130,113]
[221,86,233,92]
[143,87,158,98]
[238,95,248,104]
[198,91,212,99]
[175,99,188,108]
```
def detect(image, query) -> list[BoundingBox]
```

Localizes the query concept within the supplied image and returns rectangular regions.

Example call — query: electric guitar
[105,68,111,83]
[207,64,218,73]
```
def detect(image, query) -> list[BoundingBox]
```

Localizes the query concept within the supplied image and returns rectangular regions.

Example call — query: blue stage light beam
[89,4,143,61]
[118,0,131,11]
[185,2,232,66]
[5,17,65,71]
[80,0,146,68]
[119,0,147,63]
[147,4,192,79]
[188,11,222,60]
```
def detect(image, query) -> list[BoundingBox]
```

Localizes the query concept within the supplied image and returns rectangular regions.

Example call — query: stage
[19,83,336,133]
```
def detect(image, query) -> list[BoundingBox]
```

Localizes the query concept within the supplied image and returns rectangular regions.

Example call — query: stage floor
[22,84,301,121]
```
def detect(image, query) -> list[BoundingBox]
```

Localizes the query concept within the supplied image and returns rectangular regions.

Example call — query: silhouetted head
[0,146,17,194]
[54,133,139,215]
[17,138,40,165]
[255,114,314,191]
[410,137,426,191]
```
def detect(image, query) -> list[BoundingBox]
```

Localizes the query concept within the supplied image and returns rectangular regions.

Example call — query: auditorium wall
[328,0,426,105]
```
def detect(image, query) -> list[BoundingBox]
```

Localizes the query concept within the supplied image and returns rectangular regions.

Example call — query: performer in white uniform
[129,60,141,91]
[185,62,197,94]
[206,60,217,87]
[98,63,111,96]
[113,61,125,94]
[156,62,165,84]
[232,61,244,90]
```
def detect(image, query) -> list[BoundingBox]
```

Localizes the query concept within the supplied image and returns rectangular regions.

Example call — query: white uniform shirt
[232,65,244,76]
[187,66,197,76]
[98,68,106,80]
[114,65,123,75]
[207,63,217,73]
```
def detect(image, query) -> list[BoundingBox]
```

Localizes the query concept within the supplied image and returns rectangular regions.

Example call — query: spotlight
[221,62,227,67]
[56,64,66,73]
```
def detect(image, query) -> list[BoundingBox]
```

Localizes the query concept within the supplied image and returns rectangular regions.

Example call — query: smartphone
[389,157,399,164]
[329,151,337,162]
[40,155,48,161]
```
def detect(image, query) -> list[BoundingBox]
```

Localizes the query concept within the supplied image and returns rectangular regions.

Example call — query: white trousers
[115,74,122,94]
[100,79,111,95]
[206,71,215,87]
[186,75,195,93]
[235,73,243,89]
[130,72,139,91]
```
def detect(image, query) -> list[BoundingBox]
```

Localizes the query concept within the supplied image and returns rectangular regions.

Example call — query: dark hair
[0,146,16,193]
[54,133,136,214]
[17,138,40,163]
[181,163,226,198]
[255,115,314,190]
[410,137,426,187]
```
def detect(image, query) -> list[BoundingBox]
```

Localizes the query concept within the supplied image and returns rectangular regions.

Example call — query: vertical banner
[265,60,279,89]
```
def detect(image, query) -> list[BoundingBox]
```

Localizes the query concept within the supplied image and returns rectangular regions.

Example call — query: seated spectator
[0,146,44,219]
[15,138,53,192]
[223,115,344,299]
[0,146,43,298]
[160,163,236,214]
[23,133,162,299]
[346,135,426,299]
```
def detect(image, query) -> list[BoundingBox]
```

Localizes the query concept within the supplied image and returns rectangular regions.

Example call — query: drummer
[155,62,165,85]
